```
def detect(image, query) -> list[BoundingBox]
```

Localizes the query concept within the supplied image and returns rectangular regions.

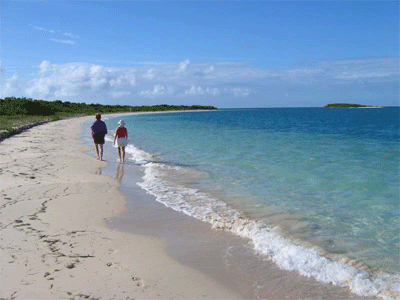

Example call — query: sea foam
[123,143,400,300]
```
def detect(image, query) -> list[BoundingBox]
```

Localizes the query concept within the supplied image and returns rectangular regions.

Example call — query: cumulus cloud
[110,91,131,98]
[206,87,220,96]
[143,68,156,80]
[185,85,220,96]
[185,85,204,96]
[140,84,174,97]
[0,74,21,97]
[26,61,136,99]
[8,56,398,106]
[39,60,52,73]
[177,59,190,73]
[203,65,215,74]
[228,87,251,97]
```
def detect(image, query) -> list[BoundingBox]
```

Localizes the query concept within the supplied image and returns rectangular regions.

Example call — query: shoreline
[0,113,378,299]
[0,115,239,299]
[94,113,375,300]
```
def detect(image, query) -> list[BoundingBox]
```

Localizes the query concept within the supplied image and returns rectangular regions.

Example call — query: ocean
[97,107,399,299]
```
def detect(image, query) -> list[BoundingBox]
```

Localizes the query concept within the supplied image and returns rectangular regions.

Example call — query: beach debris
[66,262,75,269]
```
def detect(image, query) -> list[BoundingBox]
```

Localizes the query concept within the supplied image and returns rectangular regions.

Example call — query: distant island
[323,103,382,108]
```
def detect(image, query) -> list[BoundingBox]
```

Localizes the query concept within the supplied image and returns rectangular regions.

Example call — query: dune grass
[0,115,57,133]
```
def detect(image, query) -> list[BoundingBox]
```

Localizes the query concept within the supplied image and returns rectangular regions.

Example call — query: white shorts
[116,137,128,147]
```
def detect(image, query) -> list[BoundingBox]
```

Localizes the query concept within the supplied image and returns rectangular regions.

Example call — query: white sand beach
[0,116,239,299]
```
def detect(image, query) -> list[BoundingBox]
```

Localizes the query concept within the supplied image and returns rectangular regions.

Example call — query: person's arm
[113,128,118,144]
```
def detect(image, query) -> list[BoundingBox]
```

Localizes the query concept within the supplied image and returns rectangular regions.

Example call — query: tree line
[0,97,217,117]
[323,103,373,108]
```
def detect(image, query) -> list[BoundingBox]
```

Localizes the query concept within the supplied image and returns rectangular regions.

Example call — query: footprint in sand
[131,276,144,287]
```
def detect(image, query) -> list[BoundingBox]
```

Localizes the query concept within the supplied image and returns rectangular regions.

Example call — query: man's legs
[94,141,100,159]
[99,144,104,161]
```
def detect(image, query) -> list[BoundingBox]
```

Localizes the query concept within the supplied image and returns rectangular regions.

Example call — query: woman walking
[113,120,128,162]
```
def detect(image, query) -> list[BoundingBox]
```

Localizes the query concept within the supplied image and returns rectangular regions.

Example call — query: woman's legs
[117,147,122,161]
[121,146,125,162]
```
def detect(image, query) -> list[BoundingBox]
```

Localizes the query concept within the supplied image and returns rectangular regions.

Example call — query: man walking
[91,114,108,161]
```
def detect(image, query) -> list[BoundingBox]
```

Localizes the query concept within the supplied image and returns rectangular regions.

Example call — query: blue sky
[1,1,399,108]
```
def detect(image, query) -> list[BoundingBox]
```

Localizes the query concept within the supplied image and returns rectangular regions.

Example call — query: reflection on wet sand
[116,163,124,182]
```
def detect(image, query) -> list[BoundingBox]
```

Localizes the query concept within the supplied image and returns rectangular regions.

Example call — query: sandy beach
[0,116,239,299]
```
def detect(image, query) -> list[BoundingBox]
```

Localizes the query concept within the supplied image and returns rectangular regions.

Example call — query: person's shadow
[116,163,125,183]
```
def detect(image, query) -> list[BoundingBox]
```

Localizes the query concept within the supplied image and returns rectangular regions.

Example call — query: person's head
[96,113,101,120]
[118,120,125,128]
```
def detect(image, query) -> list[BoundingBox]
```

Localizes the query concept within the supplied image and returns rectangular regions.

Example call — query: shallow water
[100,108,399,299]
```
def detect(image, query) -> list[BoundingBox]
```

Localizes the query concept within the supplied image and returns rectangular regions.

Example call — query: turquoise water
[105,108,400,299]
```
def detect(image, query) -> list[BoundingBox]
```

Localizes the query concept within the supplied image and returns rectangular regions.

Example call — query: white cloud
[321,58,399,81]
[49,38,76,45]
[110,91,131,98]
[63,32,80,39]
[140,84,174,97]
[204,65,215,74]
[26,61,136,99]
[0,74,21,97]
[185,85,205,96]
[29,25,79,39]
[10,57,398,107]
[143,68,156,80]
[39,60,53,73]
[228,87,251,97]
[29,25,54,33]
[29,25,79,46]
[185,85,220,96]
[206,87,220,96]
[177,59,190,73]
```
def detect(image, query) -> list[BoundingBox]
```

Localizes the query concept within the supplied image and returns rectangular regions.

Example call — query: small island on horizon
[323,103,382,108]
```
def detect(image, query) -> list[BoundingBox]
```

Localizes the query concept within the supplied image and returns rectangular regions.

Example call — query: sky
[0,1,399,108]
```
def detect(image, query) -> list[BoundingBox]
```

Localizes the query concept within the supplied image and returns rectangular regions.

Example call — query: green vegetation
[323,103,378,108]
[0,115,56,133]
[0,97,217,132]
